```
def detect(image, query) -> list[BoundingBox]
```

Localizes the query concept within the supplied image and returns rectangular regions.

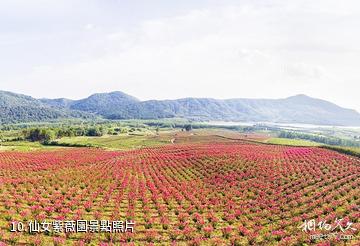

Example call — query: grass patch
[320,145,360,157]
[0,141,58,151]
[265,138,322,146]
[52,134,172,150]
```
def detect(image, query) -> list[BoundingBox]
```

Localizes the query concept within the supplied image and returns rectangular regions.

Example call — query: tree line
[279,131,360,147]
[9,126,109,144]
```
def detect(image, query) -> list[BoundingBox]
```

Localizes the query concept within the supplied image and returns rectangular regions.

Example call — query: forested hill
[1,90,360,126]
[0,91,93,123]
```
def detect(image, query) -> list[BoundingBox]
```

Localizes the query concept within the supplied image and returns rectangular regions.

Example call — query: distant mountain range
[1,90,360,126]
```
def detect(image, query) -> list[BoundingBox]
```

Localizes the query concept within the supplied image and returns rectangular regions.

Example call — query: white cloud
[1,1,360,112]
[283,63,324,80]
[84,24,95,30]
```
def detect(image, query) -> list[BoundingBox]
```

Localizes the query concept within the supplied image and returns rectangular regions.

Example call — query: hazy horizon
[1,0,360,111]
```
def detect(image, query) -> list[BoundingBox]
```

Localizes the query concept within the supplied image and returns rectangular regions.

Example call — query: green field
[341,146,360,154]
[321,145,360,157]
[264,137,322,146]
[0,141,58,151]
[52,133,172,150]
[52,129,246,149]
[0,128,264,151]
[1,121,359,157]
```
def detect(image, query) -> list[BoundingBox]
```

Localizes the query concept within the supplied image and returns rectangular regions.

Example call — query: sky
[0,0,360,111]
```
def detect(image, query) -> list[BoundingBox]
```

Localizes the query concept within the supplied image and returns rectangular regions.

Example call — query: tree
[41,129,56,144]
[26,128,56,143]
[184,124,192,131]
[27,128,41,142]
[86,127,104,137]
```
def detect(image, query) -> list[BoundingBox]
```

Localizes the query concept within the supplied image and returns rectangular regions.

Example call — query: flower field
[0,142,359,245]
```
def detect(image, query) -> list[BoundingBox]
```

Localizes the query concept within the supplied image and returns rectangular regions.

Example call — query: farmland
[264,138,321,147]
[0,138,359,245]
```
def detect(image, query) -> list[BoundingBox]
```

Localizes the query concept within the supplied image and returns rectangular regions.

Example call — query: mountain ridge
[1,90,359,126]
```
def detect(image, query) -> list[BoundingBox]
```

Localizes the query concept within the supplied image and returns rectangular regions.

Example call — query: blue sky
[1,0,360,112]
